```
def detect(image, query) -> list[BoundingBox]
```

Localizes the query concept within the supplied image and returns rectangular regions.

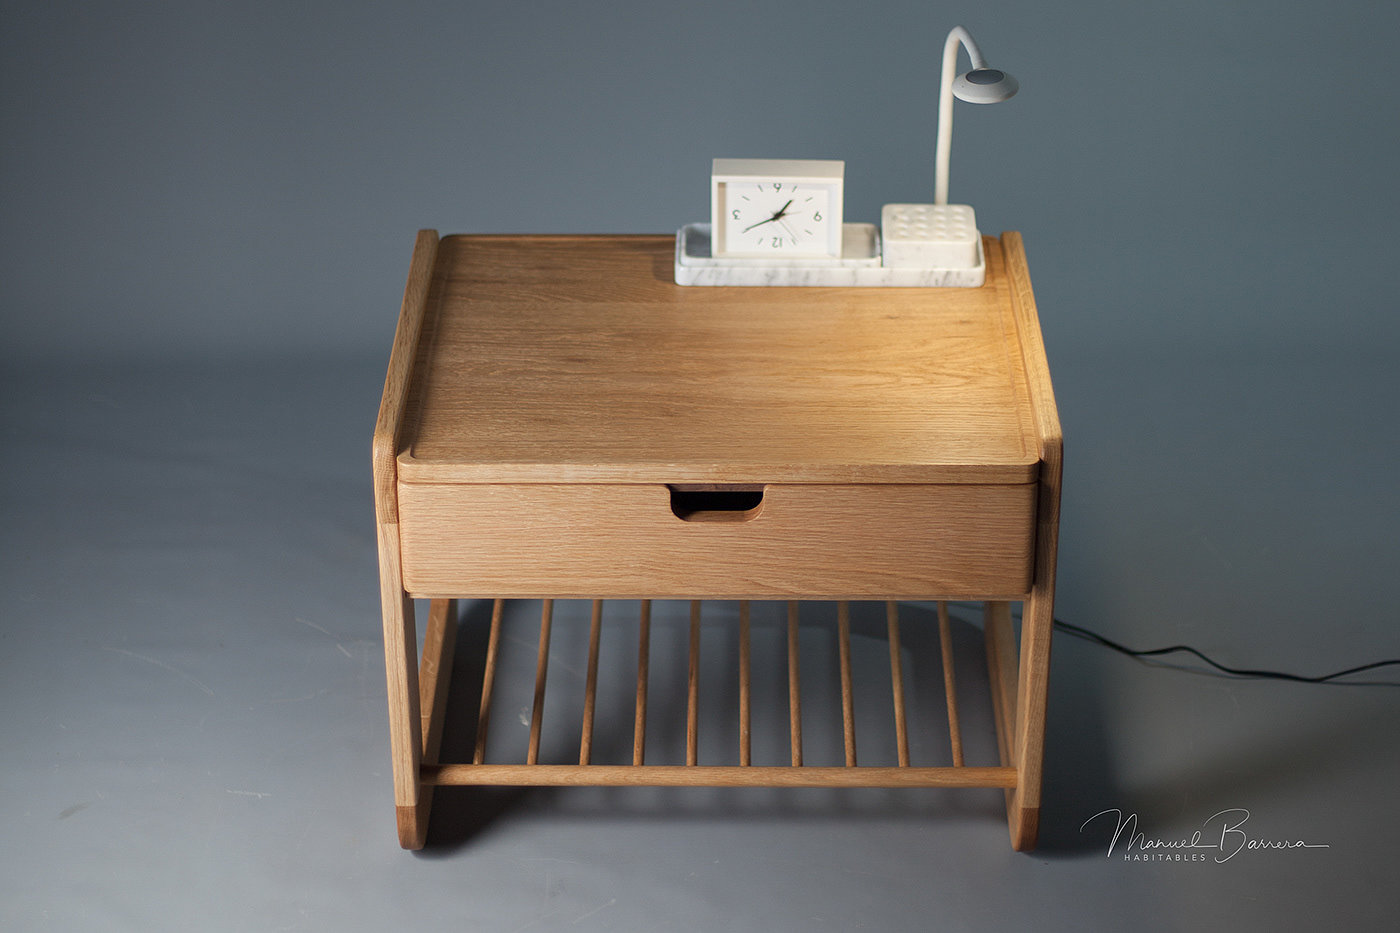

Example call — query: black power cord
[1051,618,1400,684]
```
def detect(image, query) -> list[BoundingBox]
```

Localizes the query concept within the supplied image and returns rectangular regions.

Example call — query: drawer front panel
[397,483,1036,600]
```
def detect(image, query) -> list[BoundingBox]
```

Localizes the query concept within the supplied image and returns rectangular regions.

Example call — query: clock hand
[742,199,798,233]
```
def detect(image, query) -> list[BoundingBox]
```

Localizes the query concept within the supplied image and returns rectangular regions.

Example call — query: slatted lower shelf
[420,598,1018,793]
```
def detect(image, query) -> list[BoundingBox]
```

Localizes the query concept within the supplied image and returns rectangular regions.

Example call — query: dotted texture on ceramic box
[880,204,980,269]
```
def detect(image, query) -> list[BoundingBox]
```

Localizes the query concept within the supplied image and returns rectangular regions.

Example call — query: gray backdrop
[6,0,1399,362]
[3,1,1398,930]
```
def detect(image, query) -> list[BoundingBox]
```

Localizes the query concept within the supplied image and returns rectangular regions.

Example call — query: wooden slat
[472,599,505,765]
[409,598,456,844]
[687,600,701,766]
[786,601,803,767]
[424,764,1019,789]
[419,599,457,765]
[937,601,964,767]
[526,600,554,765]
[579,600,604,765]
[739,601,752,766]
[983,601,1017,769]
[837,601,857,767]
[886,602,910,767]
[633,600,651,766]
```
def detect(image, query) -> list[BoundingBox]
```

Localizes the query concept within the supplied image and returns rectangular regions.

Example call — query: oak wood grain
[395,235,1038,485]
[998,233,1061,851]
[397,482,1036,600]
[422,764,1019,789]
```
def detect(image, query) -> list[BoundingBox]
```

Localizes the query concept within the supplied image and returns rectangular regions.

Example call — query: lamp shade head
[952,68,1019,104]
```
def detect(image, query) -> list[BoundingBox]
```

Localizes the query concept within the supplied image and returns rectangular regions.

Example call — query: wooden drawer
[397,482,1036,600]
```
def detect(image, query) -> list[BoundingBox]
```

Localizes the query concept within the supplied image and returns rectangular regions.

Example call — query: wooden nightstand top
[393,233,1051,485]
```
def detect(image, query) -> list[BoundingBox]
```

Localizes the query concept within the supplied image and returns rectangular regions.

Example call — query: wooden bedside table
[373,231,1060,850]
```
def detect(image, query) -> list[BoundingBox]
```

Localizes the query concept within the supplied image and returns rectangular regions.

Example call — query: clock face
[719,182,833,256]
[711,159,844,259]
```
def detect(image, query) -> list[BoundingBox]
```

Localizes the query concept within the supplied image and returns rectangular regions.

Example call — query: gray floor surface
[2,350,1396,931]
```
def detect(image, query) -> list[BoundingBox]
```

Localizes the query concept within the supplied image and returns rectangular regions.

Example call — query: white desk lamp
[936,25,1019,204]
[676,25,1018,287]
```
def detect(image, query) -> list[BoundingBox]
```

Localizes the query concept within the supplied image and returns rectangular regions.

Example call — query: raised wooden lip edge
[395,463,1041,485]
[374,229,440,525]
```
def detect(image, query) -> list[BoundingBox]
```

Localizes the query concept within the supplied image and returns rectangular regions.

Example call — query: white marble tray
[673,223,985,287]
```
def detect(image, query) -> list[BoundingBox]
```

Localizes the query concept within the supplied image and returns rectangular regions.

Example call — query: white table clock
[675,25,1019,288]
[711,159,844,258]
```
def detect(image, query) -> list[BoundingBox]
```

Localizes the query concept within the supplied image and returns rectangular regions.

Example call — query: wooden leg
[378,521,425,849]
[985,590,1054,851]
[1006,586,1054,851]
[404,598,457,847]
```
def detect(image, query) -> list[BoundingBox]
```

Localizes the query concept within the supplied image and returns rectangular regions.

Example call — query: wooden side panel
[999,232,1062,852]
[397,482,1036,600]
[373,230,439,850]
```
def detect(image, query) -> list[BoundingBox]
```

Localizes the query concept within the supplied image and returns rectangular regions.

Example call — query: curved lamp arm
[934,26,1017,205]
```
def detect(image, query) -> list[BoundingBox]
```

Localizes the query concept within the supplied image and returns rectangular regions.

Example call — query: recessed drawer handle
[668,485,765,523]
